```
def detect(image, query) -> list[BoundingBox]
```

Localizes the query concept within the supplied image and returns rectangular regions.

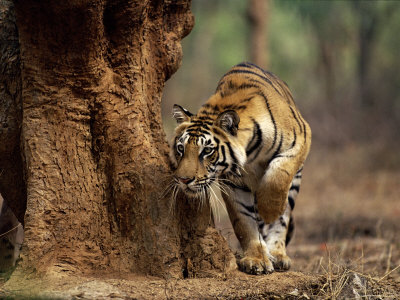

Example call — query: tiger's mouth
[176,178,216,197]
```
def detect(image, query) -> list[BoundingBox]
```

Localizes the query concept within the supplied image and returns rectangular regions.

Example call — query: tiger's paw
[270,250,291,271]
[239,255,274,275]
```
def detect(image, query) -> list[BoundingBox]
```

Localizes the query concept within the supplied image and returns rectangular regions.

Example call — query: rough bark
[0,0,237,281]
[0,0,197,278]
[176,197,237,278]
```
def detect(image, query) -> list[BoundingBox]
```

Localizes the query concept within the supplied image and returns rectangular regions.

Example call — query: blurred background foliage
[163,0,400,169]
[163,2,400,284]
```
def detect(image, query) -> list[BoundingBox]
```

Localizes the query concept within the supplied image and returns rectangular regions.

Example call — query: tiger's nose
[177,176,194,184]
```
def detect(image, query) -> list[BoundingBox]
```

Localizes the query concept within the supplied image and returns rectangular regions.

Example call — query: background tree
[247,0,268,68]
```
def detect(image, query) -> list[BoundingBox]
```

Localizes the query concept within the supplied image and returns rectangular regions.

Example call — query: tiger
[170,62,311,275]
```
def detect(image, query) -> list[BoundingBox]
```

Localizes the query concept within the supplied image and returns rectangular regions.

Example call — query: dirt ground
[1,144,399,299]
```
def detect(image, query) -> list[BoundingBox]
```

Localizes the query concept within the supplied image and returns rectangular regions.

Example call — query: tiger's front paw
[239,255,274,275]
[268,239,291,271]
[271,251,291,271]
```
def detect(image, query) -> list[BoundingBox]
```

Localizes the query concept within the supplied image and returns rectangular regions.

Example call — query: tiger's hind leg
[264,203,292,270]
[264,169,302,270]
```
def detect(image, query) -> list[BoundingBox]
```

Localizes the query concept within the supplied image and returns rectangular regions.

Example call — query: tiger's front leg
[222,183,274,275]
[255,155,303,271]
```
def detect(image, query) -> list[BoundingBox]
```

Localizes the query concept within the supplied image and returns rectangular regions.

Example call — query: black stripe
[285,215,294,246]
[225,141,238,175]
[202,103,216,109]
[235,62,254,68]
[222,69,282,96]
[290,185,300,193]
[302,117,307,140]
[275,154,295,159]
[238,202,256,214]
[258,91,277,154]
[241,211,257,221]
[276,80,294,103]
[289,106,303,133]
[245,62,284,96]
[222,104,236,110]
[246,122,258,152]
[180,106,193,117]
[264,70,278,79]
[190,119,213,125]
[218,145,229,173]
[238,83,259,90]
[186,128,209,135]
[293,108,307,141]
[288,195,295,210]
[279,216,287,228]
[211,126,227,137]
[227,80,236,90]
[207,166,216,172]
[223,181,251,193]
[216,79,225,91]
[198,111,219,117]
[187,124,210,130]
[289,129,297,150]
[217,79,259,98]
[234,63,284,96]
[266,132,283,166]
[240,96,255,103]
[246,120,262,157]
[236,62,267,76]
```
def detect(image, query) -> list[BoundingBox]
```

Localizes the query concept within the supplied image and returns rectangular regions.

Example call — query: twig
[0,224,22,238]
[378,264,400,282]
[385,244,392,275]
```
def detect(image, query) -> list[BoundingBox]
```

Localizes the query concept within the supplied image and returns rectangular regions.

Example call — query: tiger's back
[198,62,310,199]
[171,62,311,274]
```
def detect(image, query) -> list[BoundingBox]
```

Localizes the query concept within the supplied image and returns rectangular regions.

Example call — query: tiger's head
[170,104,246,197]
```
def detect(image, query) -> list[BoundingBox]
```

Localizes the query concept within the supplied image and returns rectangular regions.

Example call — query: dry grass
[288,143,400,298]
[308,248,400,299]
[216,142,400,298]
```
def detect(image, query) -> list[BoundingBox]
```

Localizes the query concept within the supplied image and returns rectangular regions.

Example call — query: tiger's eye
[203,147,213,155]
[177,144,184,154]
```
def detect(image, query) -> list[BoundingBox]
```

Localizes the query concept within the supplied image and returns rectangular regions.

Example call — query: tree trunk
[316,35,335,104]
[247,0,268,68]
[356,7,377,108]
[0,0,235,280]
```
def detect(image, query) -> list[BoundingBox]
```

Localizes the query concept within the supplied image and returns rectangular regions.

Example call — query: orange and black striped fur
[170,62,311,275]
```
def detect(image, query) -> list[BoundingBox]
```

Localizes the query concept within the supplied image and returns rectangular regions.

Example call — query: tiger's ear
[173,104,193,124]
[215,110,240,136]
